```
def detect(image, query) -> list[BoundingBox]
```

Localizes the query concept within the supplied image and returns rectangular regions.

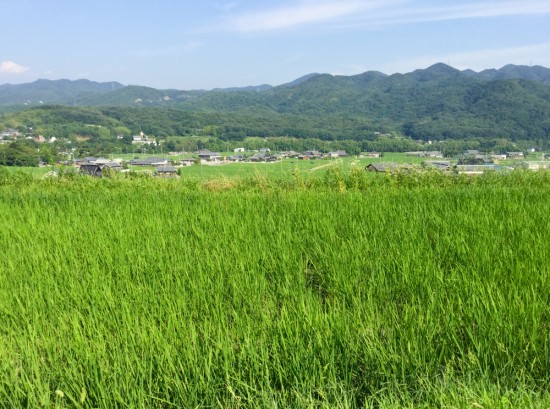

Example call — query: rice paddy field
[0,169,549,408]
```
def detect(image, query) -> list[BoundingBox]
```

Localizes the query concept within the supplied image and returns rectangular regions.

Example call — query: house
[1,128,20,138]
[362,152,381,158]
[521,161,550,170]
[423,160,452,171]
[103,161,122,171]
[93,157,111,166]
[79,161,121,177]
[299,150,322,160]
[259,148,271,153]
[249,152,269,162]
[455,164,496,175]
[197,150,222,162]
[73,157,97,166]
[507,151,524,159]
[132,132,154,144]
[365,162,399,172]
[490,154,507,161]
[227,155,245,162]
[407,151,444,158]
[148,157,169,166]
[79,163,102,176]
[233,147,245,153]
[327,150,348,158]
[178,158,196,166]
[129,159,151,166]
[156,165,178,177]
[129,157,169,166]
[280,151,300,158]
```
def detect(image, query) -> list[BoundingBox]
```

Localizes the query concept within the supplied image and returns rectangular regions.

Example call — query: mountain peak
[280,73,321,88]
[408,63,463,82]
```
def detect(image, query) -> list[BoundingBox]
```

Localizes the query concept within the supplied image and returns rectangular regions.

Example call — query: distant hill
[280,73,321,88]
[1,64,549,141]
[77,85,206,106]
[477,64,550,84]
[0,79,124,105]
[173,63,550,140]
[2,64,549,108]
[211,84,273,93]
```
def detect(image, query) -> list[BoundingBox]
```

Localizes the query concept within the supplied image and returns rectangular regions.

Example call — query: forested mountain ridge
[1,63,549,108]
[1,64,549,142]
[177,64,550,140]
[0,79,124,105]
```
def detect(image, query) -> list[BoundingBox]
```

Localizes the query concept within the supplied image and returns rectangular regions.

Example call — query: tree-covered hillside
[1,64,549,144]
[0,79,124,105]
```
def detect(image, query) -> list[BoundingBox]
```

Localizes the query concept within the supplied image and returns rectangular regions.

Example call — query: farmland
[0,171,549,407]
[0,153,442,182]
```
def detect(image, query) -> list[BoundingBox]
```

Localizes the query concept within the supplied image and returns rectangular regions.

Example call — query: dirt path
[310,162,336,172]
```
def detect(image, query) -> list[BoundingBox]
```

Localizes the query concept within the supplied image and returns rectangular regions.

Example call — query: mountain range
[2,63,549,108]
[1,63,549,141]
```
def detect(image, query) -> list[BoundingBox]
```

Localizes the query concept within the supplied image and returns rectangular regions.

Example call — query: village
[2,127,550,178]
[71,147,550,178]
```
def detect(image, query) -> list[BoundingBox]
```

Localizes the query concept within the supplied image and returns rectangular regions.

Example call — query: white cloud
[217,0,550,33]
[381,1,550,26]
[219,2,239,11]
[222,0,395,33]
[0,61,29,75]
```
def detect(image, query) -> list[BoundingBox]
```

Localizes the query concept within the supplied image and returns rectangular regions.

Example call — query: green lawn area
[3,166,53,178]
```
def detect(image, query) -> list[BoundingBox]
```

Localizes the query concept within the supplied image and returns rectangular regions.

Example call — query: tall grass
[0,170,548,407]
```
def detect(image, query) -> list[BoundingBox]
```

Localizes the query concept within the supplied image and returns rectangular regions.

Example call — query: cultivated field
[0,171,548,407]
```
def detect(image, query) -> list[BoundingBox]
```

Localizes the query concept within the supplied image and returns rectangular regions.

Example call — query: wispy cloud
[216,0,550,33]
[0,61,29,75]
[218,2,239,11]
[221,0,396,33]
[379,1,550,26]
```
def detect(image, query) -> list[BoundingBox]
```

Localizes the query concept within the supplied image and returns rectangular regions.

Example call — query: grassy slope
[0,174,548,407]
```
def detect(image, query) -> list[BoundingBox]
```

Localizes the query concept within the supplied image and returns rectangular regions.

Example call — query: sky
[1,0,549,89]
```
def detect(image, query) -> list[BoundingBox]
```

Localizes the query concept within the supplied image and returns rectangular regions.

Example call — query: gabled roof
[423,160,451,170]
[197,150,221,157]
[129,157,169,165]
[80,164,101,175]
[250,152,267,159]
[156,165,177,172]
[365,162,399,172]
[103,161,122,168]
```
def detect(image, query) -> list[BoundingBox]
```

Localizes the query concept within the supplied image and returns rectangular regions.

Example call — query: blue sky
[1,0,549,89]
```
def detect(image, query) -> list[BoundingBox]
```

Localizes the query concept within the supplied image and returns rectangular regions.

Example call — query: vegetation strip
[0,172,548,407]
